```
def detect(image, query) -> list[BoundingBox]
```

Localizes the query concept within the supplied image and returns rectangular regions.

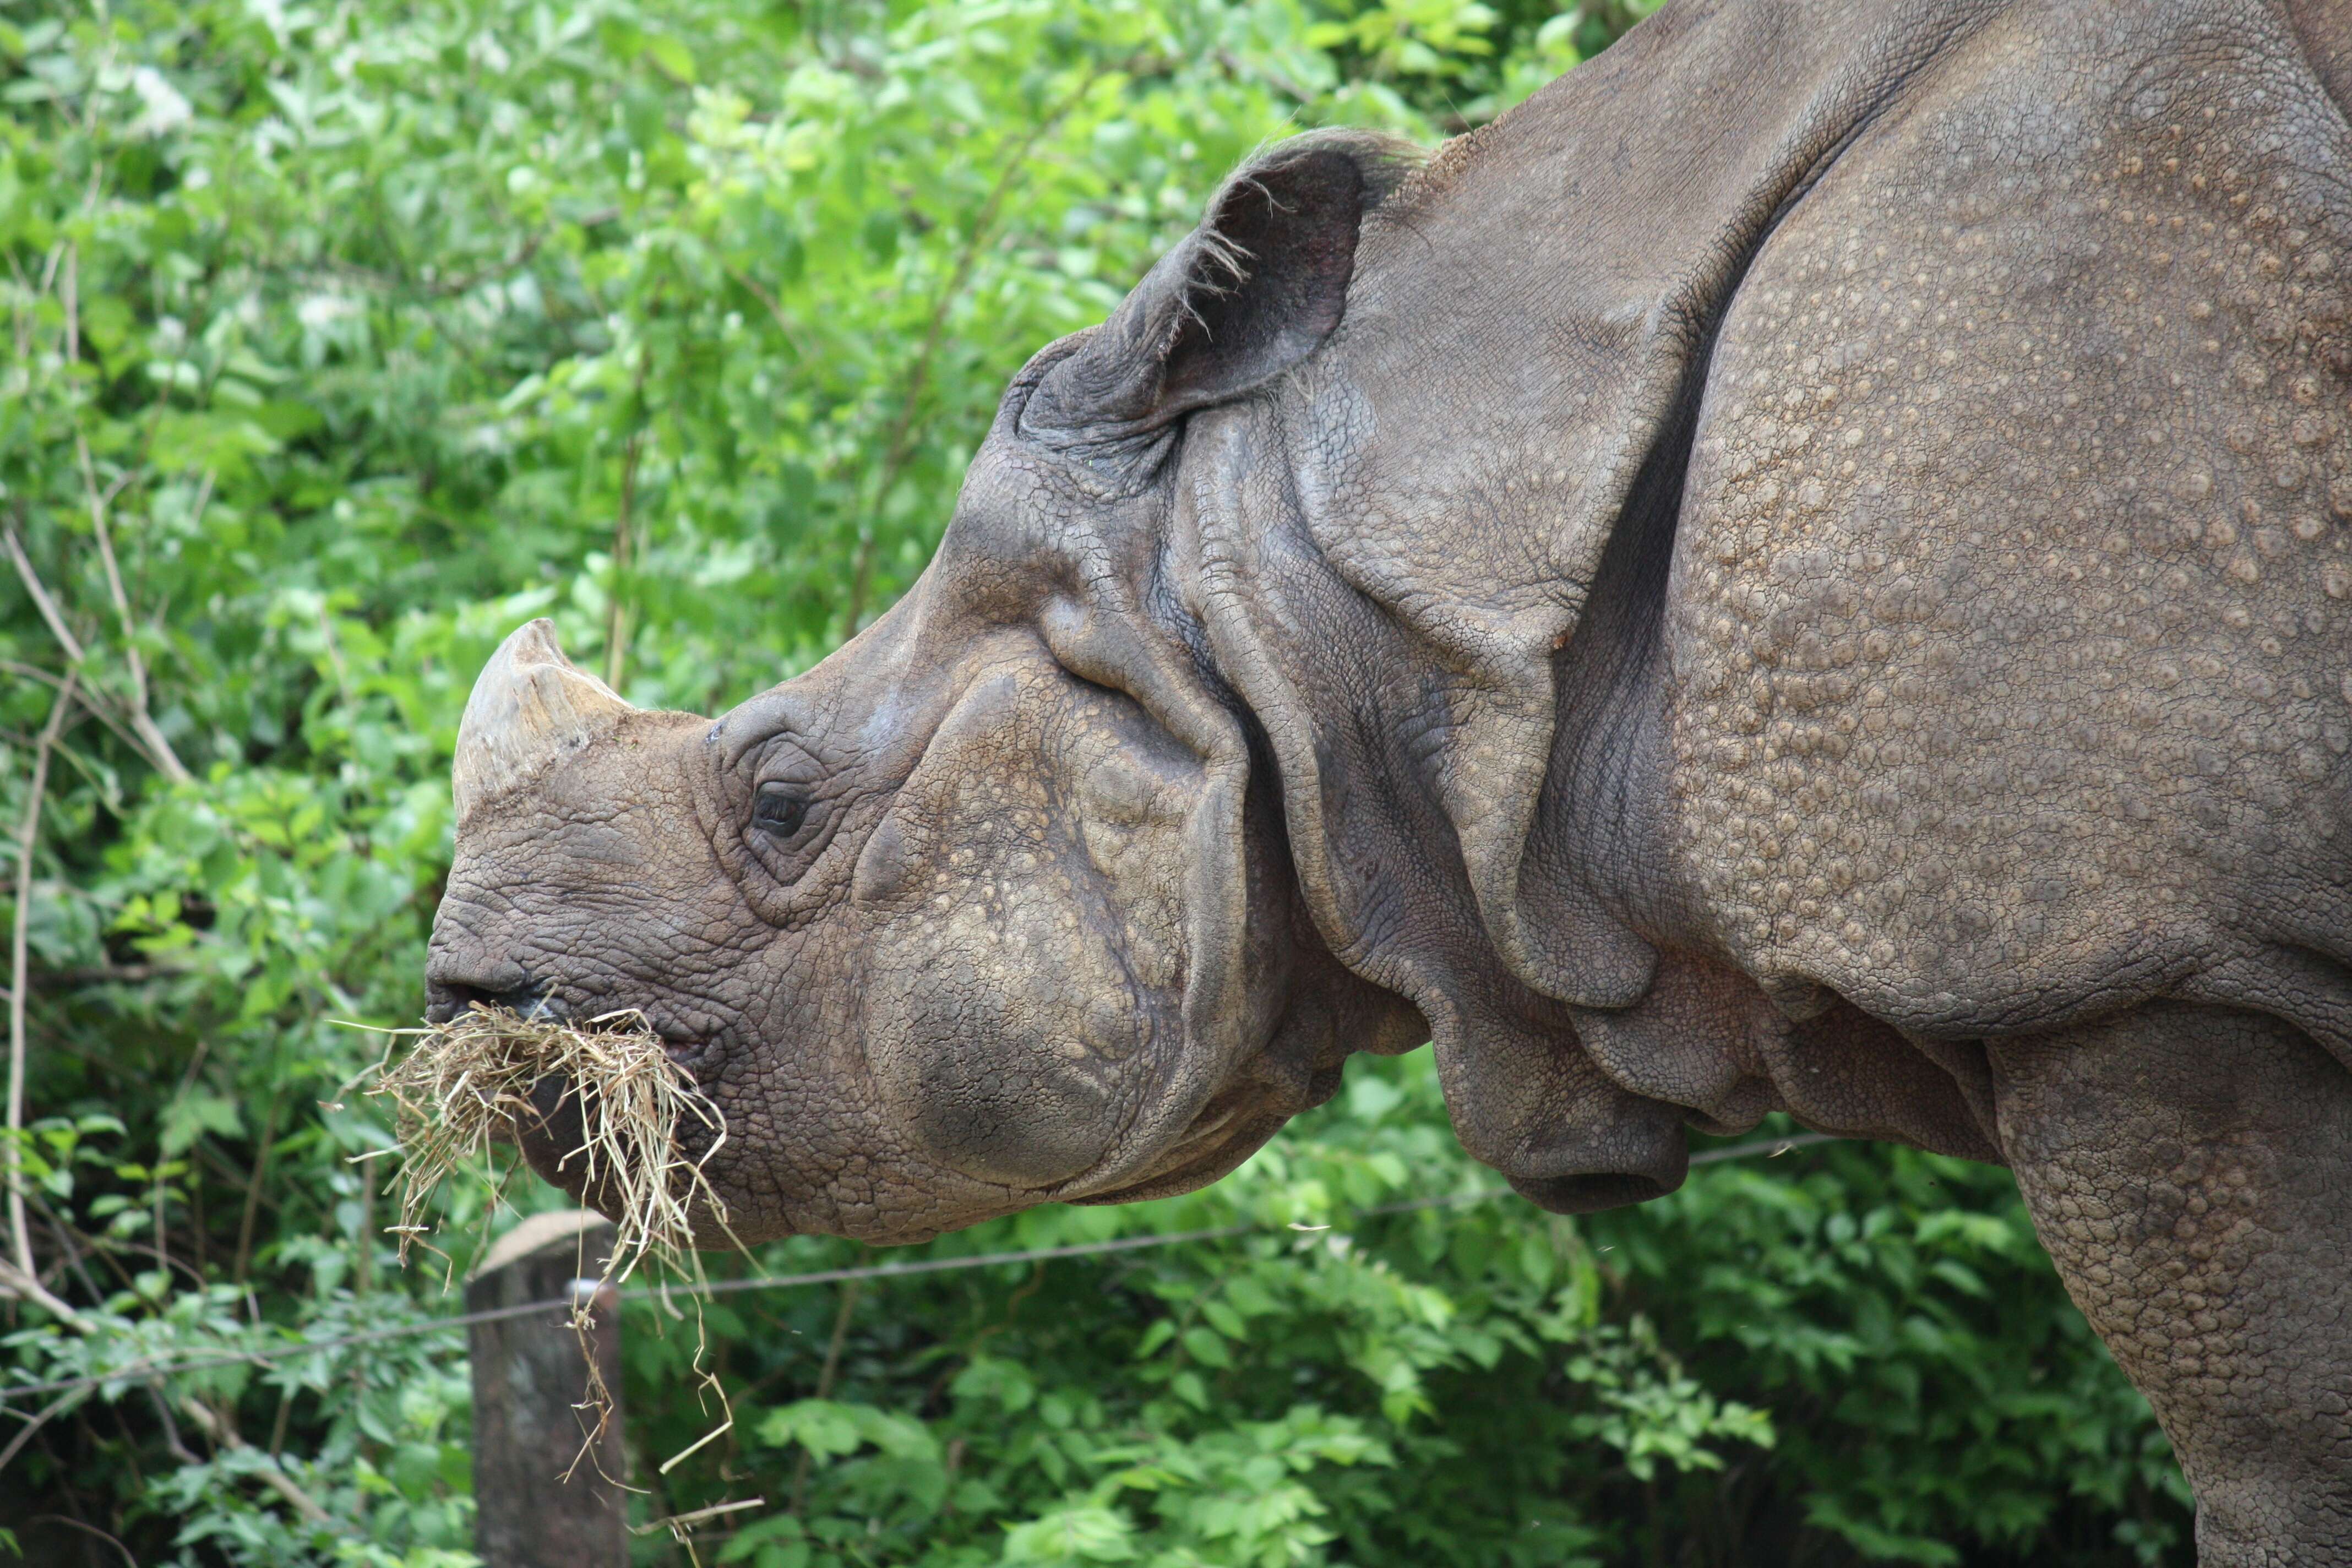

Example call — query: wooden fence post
[467,1210,628,1566]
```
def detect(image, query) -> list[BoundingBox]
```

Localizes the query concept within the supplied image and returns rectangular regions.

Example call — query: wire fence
[0,1133,1841,1414]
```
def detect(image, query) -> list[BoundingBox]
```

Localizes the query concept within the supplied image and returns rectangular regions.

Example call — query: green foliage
[0,0,2190,1564]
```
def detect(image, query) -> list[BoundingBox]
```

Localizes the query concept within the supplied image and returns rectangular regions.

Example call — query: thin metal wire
[0,1133,1838,1410]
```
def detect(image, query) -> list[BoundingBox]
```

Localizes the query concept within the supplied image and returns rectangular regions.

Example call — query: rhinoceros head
[426,134,1430,1244]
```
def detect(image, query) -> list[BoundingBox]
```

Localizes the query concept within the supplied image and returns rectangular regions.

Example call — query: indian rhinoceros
[426,0,2352,1556]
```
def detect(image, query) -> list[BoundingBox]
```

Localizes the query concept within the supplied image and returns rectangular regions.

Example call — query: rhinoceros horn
[453,619,633,824]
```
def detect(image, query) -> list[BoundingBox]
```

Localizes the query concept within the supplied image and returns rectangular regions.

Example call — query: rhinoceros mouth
[644,1018,717,1074]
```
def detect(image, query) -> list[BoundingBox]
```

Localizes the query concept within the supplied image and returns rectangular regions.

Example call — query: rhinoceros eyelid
[742,728,825,778]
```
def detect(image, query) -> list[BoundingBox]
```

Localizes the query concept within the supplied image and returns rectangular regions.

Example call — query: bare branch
[4,518,90,666]
[21,1514,137,1568]
[6,249,29,366]
[7,672,78,1294]
[6,524,173,778]
[0,1256,87,1332]
[50,227,190,787]
[185,467,215,536]
[175,1396,335,1524]
[60,244,75,368]
[790,1278,863,1515]
[0,1391,79,1477]
[605,348,652,692]
[75,436,192,786]
[843,65,1107,635]
[722,262,814,362]
[32,961,182,989]
[34,242,64,302]
[0,661,143,765]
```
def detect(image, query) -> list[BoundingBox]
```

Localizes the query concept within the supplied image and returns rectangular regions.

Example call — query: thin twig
[60,243,75,368]
[6,248,29,364]
[5,518,90,665]
[175,1395,333,1524]
[790,1278,862,1516]
[605,435,644,690]
[7,672,78,1293]
[633,1496,765,1538]
[34,242,63,307]
[0,659,145,764]
[0,1391,77,1474]
[77,435,190,785]
[603,341,654,690]
[5,518,173,779]
[424,229,545,297]
[233,1088,284,1287]
[23,1515,137,1568]
[843,65,1107,635]
[184,467,214,538]
[9,1199,183,1473]
[0,1256,86,1330]
[721,263,813,362]
[29,961,182,989]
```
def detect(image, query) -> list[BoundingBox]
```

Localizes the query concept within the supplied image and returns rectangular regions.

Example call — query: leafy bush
[0,0,2190,1562]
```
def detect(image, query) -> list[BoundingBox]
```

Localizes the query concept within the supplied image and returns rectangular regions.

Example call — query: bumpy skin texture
[430,0,2352,1554]
[1993,1008,2352,1565]
[1668,0,2352,1069]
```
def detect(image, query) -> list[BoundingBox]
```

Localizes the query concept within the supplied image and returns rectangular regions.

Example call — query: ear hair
[1023,130,1418,441]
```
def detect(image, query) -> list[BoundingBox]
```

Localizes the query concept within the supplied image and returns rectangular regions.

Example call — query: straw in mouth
[368,1003,733,1284]
[363,1004,747,1484]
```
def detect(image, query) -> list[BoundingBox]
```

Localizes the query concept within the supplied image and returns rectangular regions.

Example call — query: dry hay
[366,1003,741,1487]
[368,1003,734,1284]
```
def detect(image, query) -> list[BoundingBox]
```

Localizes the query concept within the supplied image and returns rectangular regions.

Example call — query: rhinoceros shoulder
[1660,0,2352,1064]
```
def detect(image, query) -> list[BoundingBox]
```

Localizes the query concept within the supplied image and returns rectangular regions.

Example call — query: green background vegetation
[0,0,2195,1562]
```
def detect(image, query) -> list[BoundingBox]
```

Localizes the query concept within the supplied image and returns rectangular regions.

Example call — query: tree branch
[843,64,1107,636]
[0,661,149,774]
[0,1256,86,1330]
[175,1395,334,1525]
[76,436,191,785]
[722,262,814,362]
[605,346,652,692]
[4,522,172,778]
[4,519,89,666]
[790,1277,862,1516]
[7,672,78,1294]
[0,1391,79,1476]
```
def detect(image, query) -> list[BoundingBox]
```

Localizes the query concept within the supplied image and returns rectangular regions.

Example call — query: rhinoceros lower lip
[643,1020,716,1077]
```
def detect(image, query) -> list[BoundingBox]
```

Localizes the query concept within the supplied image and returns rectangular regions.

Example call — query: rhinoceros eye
[752,783,812,839]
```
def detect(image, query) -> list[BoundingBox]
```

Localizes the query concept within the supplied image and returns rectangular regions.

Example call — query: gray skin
[429,0,2352,1557]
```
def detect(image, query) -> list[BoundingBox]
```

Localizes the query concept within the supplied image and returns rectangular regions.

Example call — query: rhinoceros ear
[1024,132,1411,439]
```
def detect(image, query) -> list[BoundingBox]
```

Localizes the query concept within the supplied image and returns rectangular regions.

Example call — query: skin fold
[428,0,2352,1556]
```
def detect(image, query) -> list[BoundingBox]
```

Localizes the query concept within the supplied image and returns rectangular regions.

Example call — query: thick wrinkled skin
[431,0,2352,1555]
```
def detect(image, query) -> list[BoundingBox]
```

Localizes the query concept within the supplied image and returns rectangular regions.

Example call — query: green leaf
[1002,1504,1137,1564]
[644,34,696,83]
[755,1400,865,1460]
[158,1090,241,1157]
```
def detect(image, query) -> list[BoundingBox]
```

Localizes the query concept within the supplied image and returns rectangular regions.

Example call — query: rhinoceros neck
[1179,0,2016,1024]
